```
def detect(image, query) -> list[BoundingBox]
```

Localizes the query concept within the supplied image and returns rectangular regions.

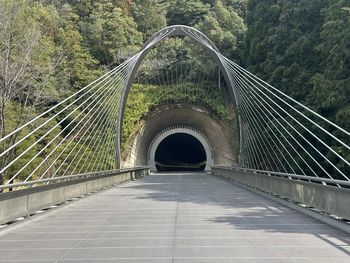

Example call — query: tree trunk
[0,103,5,191]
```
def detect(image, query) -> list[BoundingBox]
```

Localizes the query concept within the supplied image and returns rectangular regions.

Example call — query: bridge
[0,25,349,262]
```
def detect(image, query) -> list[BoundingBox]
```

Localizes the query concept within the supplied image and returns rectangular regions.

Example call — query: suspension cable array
[185,29,350,183]
[0,25,349,191]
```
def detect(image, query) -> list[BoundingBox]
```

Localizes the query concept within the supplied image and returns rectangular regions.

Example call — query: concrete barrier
[0,168,149,225]
[212,167,350,220]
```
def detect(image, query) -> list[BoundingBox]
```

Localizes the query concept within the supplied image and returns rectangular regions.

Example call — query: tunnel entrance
[155,133,206,172]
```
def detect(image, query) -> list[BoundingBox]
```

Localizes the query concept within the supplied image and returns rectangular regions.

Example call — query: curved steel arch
[116,25,241,167]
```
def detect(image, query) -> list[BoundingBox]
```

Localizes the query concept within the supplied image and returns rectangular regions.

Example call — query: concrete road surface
[0,173,349,262]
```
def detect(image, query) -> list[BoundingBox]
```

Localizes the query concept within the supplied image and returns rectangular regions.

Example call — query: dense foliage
[244,0,350,177]
[244,0,350,126]
[123,82,233,151]
[0,0,349,182]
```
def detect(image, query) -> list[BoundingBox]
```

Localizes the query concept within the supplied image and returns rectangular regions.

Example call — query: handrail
[0,167,148,191]
[212,165,350,187]
[155,161,206,169]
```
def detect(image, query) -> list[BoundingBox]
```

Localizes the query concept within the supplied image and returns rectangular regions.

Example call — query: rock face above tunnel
[123,104,239,170]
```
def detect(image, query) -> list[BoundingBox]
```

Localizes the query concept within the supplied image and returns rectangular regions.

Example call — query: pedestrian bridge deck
[0,173,349,262]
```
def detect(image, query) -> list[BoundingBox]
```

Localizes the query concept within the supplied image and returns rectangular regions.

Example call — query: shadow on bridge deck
[0,173,349,262]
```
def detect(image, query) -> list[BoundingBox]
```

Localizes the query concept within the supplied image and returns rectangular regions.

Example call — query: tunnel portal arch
[148,126,214,172]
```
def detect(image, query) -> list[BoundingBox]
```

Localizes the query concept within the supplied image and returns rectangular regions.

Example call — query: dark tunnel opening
[155,133,206,172]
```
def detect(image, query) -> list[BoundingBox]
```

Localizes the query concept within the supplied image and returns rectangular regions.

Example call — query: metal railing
[213,165,350,188]
[0,167,149,225]
[212,165,350,221]
[0,167,148,192]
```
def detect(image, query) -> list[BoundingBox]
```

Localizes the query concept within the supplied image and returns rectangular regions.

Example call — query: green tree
[198,0,246,58]
[0,0,41,138]
[78,0,142,66]
[308,0,350,166]
[0,1,101,186]
[131,0,167,40]
[306,1,350,119]
[166,0,210,26]
[244,0,325,99]
[223,0,248,18]
[54,4,100,90]
[243,0,350,176]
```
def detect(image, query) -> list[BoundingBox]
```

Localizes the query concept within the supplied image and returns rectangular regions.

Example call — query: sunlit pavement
[0,173,349,262]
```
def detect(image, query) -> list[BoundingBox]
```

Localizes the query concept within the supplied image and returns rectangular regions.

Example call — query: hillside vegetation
[0,0,349,180]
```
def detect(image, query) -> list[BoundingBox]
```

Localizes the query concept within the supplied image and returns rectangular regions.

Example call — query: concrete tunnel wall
[122,104,239,171]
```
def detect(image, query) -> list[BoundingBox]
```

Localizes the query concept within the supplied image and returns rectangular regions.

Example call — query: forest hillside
[0,0,349,182]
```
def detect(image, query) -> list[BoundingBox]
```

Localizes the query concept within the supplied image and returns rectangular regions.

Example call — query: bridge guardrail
[0,167,149,225]
[212,165,350,221]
